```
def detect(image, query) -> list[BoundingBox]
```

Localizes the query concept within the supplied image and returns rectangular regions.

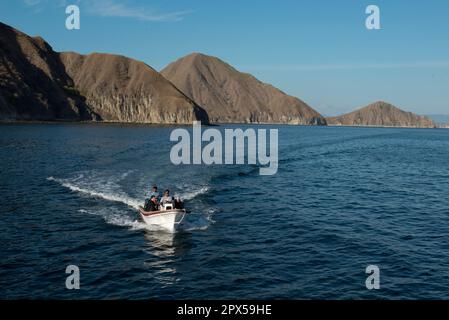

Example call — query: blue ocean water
[1,123,449,299]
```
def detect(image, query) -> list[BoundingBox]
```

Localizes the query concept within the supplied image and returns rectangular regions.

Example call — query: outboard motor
[174,197,184,209]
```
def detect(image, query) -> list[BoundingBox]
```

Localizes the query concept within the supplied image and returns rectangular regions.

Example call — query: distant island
[326,101,437,128]
[0,22,440,128]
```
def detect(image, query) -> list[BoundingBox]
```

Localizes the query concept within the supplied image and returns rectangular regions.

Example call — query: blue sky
[1,0,448,115]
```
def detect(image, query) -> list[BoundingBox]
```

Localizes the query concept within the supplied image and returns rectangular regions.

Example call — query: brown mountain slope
[326,101,436,128]
[60,52,209,124]
[161,53,326,125]
[0,22,94,121]
[0,22,209,124]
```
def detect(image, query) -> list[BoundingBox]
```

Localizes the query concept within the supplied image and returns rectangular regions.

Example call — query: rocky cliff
[0,22,94,121]
[0,22,209,124]
[59,52,208,124]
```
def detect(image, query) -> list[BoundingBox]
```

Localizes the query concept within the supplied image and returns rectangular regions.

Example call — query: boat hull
[139,207,186,233]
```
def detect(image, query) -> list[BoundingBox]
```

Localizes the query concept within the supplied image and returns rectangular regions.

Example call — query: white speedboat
[139,203,187,233]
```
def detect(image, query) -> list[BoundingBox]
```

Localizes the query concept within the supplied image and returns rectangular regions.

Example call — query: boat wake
[78,207,214,233]
[182,186,210,201]
[48,171,214,232]
[78,208,167,232]
[47,175,141,209]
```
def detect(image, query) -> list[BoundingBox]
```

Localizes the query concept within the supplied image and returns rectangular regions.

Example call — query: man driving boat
[159,189,173,207]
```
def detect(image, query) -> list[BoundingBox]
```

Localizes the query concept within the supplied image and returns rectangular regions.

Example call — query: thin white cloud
[22,0,191,22]
[242,61,449,71]
[84,0,192,22]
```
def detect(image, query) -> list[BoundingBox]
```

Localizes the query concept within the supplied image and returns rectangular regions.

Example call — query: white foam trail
[49,175,209,208]
[48,176,141,209]
[50,172,214,232]
[78,208,151,231]
[78,205,213,232]
[179,186,209,200]
[182,224,210,232]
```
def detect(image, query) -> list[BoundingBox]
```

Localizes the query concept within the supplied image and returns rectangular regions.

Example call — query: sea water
[1,123,449,299]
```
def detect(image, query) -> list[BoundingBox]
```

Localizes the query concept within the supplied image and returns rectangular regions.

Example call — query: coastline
[326,124,444,129]
[0,120,446,129]
[0,120,218,127]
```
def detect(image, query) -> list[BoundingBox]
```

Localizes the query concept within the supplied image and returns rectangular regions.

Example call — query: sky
[0,0,448,115]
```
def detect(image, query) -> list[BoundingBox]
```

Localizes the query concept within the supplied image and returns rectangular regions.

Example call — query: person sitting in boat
[149,185,160,201]
[144,195,159,212]
[159,189,174,207]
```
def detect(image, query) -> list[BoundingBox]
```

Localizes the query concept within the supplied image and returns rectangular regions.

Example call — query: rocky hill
[0,22,94,121]
[59,52,208,124]
[326,101,436,128]
[161,53,326,125]
[0,22,209,124]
